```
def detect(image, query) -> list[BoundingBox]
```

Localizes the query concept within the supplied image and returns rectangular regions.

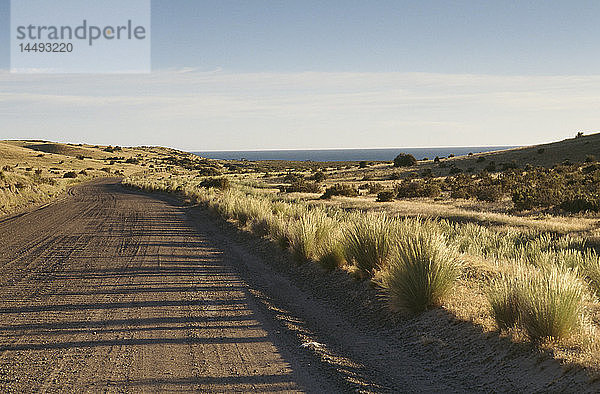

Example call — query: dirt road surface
[0,179,597,393]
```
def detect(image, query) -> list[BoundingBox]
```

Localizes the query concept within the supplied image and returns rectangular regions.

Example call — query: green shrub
[63,171,78,178]
[318,240,346,271]
[559,195,600,213]
[366,182,384,194]
[198,166,222,176]
[311,171,327,182]
[200,177,230,190]
[125,157,140,164]
[395,180,441,198]
[582,253,600,297]
[376,191,395,202]
[280,180,322,193]
[283,172,304,183]
[475,185,503,202]
[321,184,359,199]
[450,188,471,199]
[379,231,461,314]
[512,187,560,210]
[393,153,417,167]
[484,162,497,172]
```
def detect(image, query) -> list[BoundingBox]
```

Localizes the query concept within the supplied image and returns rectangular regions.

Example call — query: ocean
[192,146,517,162]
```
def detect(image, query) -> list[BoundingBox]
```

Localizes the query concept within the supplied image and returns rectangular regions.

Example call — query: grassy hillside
[0,140,220,216]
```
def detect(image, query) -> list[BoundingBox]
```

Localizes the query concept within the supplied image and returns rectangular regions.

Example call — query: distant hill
[435,132,600,172]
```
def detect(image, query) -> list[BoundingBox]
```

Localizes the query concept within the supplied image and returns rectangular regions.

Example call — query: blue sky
[1,1,600,150]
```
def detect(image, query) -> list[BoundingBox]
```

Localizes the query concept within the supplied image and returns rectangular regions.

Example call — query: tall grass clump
[318,231,347,270]
[581,251,600,297]
[343,213,397,275]
[488,266,592,341]
[379,230,461,314]
[287,210,337,263]
[487,268,528,330]
[521,267,591,340]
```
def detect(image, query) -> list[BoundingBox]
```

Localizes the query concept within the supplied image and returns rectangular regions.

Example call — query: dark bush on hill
[559,196,600,213]
[200,177,230,190]
[311,171,327,182]
[320,184,359,199]
[280,180,322,193]
[366,182,385,194]
[125,157,140,164]
[283,172,304,183]
[63,171,78,178]
[395,180,441,198]
[484,162,497,172]
[475,185,503,202]
[198,166,222,176]
[376,191,395,202]
[393,153,418,167]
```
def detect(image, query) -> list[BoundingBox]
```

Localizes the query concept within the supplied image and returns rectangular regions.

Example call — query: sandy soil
[0,178,597,392]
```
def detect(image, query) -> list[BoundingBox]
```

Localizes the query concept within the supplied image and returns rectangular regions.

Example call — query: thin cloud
[0,70,599,150]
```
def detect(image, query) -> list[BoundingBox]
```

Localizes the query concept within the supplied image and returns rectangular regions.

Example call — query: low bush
[125,157,140,164]
[280,180,322,193]
[475,185,503,202]
[311,171,327,182]
[318,238,346,271]
[63,171,78,178]
[366,182,384,194]
[321,184,359,199]
[395,180,441,198]
[488,272,525,330]
[448,166,462,175]
[376,191,395,202]
[200,177,230,190]
[559,196,600,213]
[393,153,417,167]
[283,172,304,183]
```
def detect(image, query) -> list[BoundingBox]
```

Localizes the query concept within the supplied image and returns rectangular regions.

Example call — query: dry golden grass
[0,140,209,216]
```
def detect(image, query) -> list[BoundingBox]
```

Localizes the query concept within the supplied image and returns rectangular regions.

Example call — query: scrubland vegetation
[124,165,600,371]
